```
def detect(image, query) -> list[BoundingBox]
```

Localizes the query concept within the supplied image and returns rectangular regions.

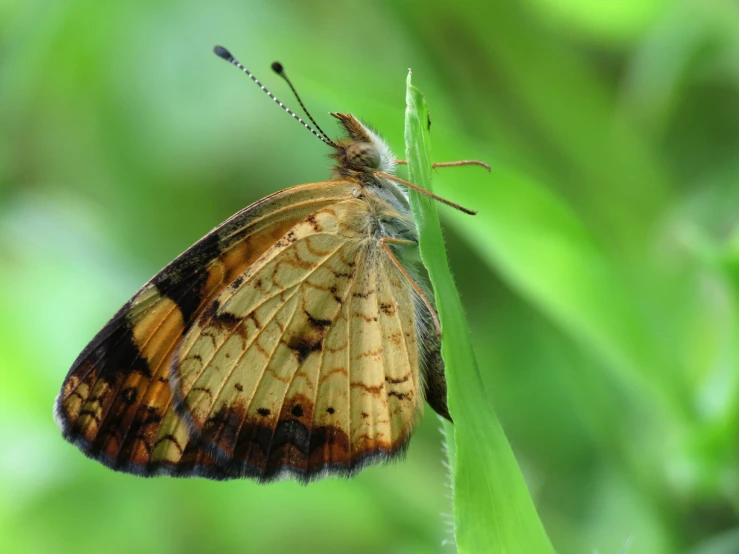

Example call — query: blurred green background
[2,0,739,552]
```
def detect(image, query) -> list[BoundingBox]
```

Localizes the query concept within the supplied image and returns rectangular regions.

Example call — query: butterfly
[54,45,488,483]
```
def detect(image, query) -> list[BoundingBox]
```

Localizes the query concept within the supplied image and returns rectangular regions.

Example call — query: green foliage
[404,72,555,553]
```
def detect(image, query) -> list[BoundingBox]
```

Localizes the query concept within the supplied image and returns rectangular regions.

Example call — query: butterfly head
[330,113,397,175]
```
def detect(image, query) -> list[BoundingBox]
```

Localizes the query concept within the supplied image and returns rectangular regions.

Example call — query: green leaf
[404,71,556,553]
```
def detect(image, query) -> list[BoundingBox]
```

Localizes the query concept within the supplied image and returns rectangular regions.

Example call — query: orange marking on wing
[319,367,348,384]
[131,297,185,364]
[385,374,410,385]
[355,347,383,361]
[350,382,385,396]
[303,281,332,292]
[303,236,335,257]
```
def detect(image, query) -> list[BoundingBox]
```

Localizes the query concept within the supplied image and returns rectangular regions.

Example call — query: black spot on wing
[200,299,220,324]
[213,311,242,327]
[155,231,221,324]
[304,310,332,330]
[84,314,153,380]
[272,419,309,455]
[286,335,323,364]
[121,387,138,405]
[352,289,374,299]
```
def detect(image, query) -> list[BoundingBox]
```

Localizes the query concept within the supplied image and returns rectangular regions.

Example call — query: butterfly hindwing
[171,198,426,481]
[55,181,360,478]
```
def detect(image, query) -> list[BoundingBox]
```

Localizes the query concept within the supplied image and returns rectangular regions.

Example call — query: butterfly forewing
[55,181,360,477]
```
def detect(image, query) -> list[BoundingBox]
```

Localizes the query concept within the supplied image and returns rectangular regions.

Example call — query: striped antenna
[270,61,333,144]
[213,45,339,148]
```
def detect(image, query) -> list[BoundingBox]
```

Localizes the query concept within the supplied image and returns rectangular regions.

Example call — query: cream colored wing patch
[171,199,424,481]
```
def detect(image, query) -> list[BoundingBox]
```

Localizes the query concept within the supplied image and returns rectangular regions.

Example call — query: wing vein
[346,252,361,462]
[62,292,162,396]
[188,240,351,467]
[99,300,183,456]
[384,261,417,422]
[176,239,347,399]
[216,194,351,246]
[234,284,303,469]
[306,244,362,473]
[198,284,302,449]
[375,265,394,446]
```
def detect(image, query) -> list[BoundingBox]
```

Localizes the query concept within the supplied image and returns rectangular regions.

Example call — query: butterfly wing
[171,198,427,481]
[55,181,360,478]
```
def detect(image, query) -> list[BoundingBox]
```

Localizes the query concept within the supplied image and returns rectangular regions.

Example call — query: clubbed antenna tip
[213,45,233,61]
[269,60,335,146]
[212,45,338,148]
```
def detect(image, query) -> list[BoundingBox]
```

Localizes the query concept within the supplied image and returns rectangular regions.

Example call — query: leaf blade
[404,71,556,553]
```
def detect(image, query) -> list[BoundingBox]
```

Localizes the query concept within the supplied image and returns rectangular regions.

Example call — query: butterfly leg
[375,171,477,216]
[379,237,441,337]
[394,159,491,171]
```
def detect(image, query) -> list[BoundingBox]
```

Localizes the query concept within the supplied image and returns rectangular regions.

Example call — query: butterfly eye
[346,142,381,169]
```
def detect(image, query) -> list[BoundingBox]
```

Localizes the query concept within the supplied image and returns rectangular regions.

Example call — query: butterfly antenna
[213,45,339,149]
[270,61,333,144]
